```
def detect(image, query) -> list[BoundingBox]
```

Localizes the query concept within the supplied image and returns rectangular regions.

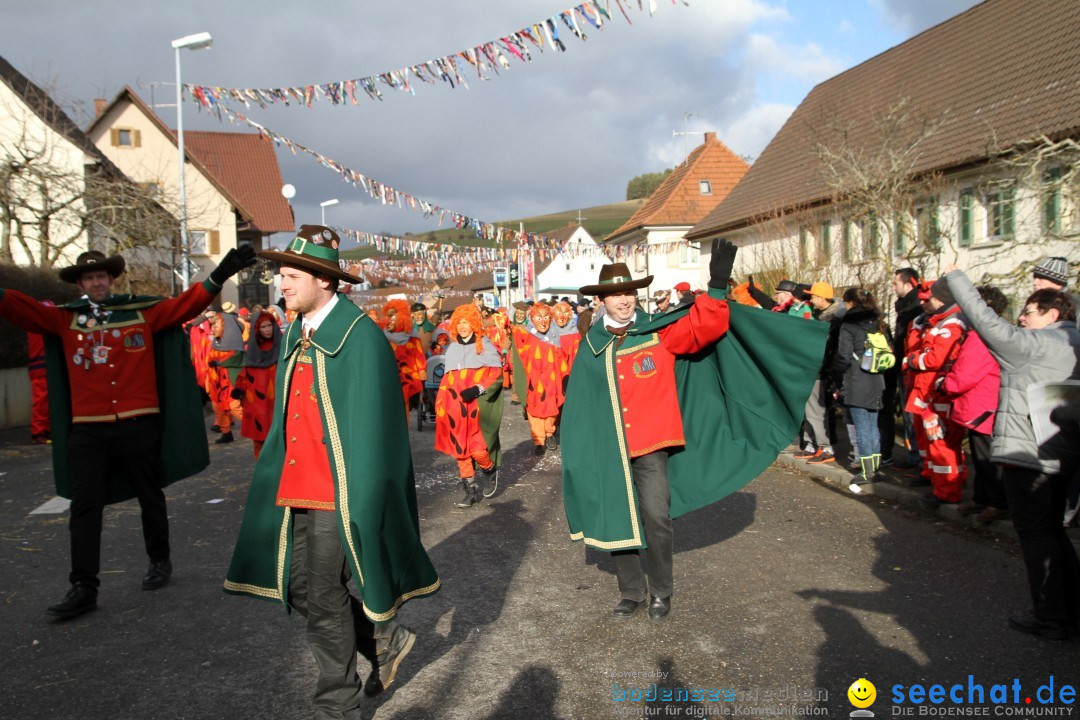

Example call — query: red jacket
[613,294,730,457]
[0,283,217,423]
[902,305,966,414]
[939,331,999,434]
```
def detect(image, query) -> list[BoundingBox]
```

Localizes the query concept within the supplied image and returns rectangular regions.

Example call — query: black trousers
[289,509,394,720]
[878,366,899,460]
[613,451,674,601]
[67,415,169,588]
[970,431,1007,509]
[1002,466,1080,623]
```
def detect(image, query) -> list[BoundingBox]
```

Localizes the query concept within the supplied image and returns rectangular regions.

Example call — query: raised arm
[0,289,68,336]
[944,269,1032,369]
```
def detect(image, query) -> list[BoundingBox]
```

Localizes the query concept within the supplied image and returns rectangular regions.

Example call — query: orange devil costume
[552,301,582,377]
[512,302,569,450]
[207,313,245,439]
[231,310,281,459]
[434,306,503,491]
[383,299,426,410]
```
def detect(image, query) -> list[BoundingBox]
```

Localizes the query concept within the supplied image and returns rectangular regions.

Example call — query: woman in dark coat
[834,288,887,485]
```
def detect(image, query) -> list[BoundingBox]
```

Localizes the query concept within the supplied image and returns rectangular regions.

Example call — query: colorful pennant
[184,1,688,111]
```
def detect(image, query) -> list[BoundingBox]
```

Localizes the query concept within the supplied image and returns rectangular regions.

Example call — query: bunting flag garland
[208,104,569,250]
[184,1,688,112]
[331,222,698,285]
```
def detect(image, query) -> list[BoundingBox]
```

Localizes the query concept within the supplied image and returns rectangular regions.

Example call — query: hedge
[0,263,81,370]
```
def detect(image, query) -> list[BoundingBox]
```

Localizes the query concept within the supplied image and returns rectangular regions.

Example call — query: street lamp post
[320,198,339,226]
[171,31,213,291]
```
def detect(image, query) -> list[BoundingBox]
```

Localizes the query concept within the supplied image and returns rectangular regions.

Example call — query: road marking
[30,496,70,515]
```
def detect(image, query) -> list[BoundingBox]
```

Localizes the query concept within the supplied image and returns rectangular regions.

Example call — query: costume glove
[460,386,480,402]
[745,275,776,309]
[209,245,257,286]
[922,412,944,442]
[708,239,738,289]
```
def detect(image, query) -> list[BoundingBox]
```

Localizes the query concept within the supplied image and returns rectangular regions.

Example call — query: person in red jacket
[939,285,1008,522]
[383,298,426,412]
[903,278,969,505]
[26,300,55,444]
[0,248,254,619]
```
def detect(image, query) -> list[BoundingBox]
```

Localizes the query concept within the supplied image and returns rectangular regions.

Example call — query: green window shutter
[799,226,808,263]
[842,220,852,263]
[893,216,906,256]
[1043,168,1061,234]
[928,205,940,250]
[959,190,974,247]
[819,220,831,260]
[863,213,879,258]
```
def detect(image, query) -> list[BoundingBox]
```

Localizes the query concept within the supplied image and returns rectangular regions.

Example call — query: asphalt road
[1,408,1076,720]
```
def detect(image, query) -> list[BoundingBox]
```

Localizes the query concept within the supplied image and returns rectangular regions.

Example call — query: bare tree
[1,83,177,292]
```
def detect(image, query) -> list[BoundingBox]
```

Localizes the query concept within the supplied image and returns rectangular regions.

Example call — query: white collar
[604,311,637,329]
[301,294,339,334]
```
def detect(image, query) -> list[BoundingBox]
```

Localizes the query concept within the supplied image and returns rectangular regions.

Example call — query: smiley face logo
[848,678,876,709]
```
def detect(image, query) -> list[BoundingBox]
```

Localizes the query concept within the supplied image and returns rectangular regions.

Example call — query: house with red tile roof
[687,0,1080,299]
[605,132,748,294]
[87,86,294,306]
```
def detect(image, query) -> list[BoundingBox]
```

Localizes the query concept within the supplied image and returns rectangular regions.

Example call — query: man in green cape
[0,247,255,619]
[225,225,439,716]
[562,241,827,622]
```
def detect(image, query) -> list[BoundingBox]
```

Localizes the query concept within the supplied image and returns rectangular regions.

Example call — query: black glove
[209,245,257,286]
[230,387,243,400]
[460,386,480,402]
[745,275,775,310]
[708,239,738,289]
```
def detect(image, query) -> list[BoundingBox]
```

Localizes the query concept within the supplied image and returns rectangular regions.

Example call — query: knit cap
[1033,257,1069,287]
[930,278,955,306]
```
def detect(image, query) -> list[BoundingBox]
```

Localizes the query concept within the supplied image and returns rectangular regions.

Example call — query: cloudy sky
[2,0,980,246]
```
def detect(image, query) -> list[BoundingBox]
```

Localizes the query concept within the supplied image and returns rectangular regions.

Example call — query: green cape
[224,295,440,623]
[44,295,210,504]
[561,291,828,550]
[479,377,504,467]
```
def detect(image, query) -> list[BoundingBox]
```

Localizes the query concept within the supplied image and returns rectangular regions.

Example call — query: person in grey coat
[945,266,1080,640]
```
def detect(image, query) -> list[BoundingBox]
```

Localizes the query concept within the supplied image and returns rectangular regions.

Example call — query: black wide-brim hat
[58,251,126,284]
[579,262,653,296]
[259,224,363,285]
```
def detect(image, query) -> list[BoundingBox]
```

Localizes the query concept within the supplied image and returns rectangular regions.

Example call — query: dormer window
[699,180,712,195]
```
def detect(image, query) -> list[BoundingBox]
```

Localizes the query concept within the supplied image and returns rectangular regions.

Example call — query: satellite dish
[281,184,296,199]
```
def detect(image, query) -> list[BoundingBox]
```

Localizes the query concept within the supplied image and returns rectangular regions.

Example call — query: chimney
[94,98,107,117]
[704,131,716,143]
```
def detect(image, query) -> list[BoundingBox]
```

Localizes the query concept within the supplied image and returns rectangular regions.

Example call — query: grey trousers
[290,509,394,720]
[804,378,832,451]
[613,451,674,601]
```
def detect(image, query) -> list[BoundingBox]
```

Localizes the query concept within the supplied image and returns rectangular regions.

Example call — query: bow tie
[606,322,633,337]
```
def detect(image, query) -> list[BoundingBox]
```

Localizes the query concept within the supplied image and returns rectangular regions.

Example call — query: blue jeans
[848,406,881,459]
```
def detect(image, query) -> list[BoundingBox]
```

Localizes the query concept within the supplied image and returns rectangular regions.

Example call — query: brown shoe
[976,507,1008,523]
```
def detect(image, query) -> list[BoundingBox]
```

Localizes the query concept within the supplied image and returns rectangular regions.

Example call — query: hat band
[287,236,338,262]
[599,275,632,285]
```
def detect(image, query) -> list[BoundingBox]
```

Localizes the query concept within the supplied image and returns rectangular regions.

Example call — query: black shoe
[920,493,947,508]
[454,480,480,508]
[533,445,546,457]
[214,431,234,444]
[47,584,98,619]
[648,595,671,623]
[1008,613,1068,641]
[364,625,416,697]
[209,424,221,433]
[544,435,558,450]
[612,598,645,619]
[142,560,172,590]
[480,465,498,498]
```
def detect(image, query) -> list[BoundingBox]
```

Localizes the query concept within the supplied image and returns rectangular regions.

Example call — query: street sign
[509,263,520,288]
[173,259,201,282]
[493,266,508,287]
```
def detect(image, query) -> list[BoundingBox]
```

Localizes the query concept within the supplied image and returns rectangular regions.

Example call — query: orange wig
[528,301,551,320]
[382,299,412,333]
[449,304,485,354]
